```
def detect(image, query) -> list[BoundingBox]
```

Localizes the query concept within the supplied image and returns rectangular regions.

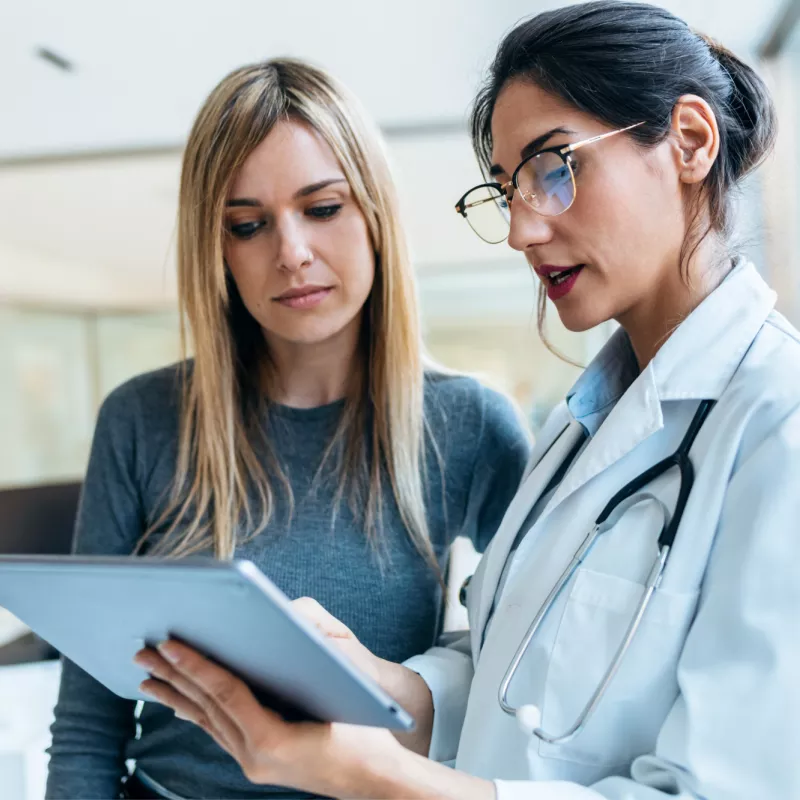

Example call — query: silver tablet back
[0,555,413,730]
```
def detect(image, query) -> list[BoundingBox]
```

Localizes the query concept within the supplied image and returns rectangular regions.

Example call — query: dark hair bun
[696,32,777,179]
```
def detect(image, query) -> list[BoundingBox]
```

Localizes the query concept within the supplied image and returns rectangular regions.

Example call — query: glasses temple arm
[562,122,646,154]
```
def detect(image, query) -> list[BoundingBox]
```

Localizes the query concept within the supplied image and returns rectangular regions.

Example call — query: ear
[668,95,720,185]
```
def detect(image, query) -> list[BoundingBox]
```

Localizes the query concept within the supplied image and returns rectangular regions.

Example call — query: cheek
[223,243,274,316]
[572,161,684,268]
[329,217,375,302]
[349,246,375,300]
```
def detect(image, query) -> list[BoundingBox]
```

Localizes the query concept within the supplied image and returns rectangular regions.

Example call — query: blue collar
[566,329,639,436]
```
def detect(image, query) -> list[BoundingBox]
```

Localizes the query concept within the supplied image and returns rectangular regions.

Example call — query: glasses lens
[516,151,575,216]
[459,185,509,244]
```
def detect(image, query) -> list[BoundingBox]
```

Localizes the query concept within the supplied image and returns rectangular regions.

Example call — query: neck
[263,316,363,409]
[618,240,729,369]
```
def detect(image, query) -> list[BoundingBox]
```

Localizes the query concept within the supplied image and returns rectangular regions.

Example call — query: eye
[228,221,265,240]
[307,204,343,220]
[543,165,570,183]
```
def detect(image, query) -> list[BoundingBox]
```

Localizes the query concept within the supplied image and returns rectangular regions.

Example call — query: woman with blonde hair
[45,59,530,800]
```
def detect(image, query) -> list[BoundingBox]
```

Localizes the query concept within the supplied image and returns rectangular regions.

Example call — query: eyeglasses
[455,122,645,244]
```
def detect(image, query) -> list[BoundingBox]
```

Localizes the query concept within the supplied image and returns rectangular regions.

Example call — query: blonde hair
[140,59,436,570]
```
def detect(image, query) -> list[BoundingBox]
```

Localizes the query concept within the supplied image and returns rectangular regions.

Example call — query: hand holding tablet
[0,555,414,730]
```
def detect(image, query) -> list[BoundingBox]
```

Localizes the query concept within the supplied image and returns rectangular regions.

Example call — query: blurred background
[1,1,799,797]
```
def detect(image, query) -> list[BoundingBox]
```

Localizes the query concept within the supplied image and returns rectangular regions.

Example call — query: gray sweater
[45,365,531,800]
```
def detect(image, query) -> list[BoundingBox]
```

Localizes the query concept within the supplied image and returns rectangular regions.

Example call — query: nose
[276,213,313,272]
[506,199,553,253]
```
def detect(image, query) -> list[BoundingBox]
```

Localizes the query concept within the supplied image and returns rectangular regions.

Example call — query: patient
[45,58,531,800]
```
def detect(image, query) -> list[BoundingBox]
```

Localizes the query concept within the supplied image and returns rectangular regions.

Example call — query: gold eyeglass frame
[455,122,645,243]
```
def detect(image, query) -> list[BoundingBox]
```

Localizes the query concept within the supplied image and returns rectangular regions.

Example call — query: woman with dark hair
[131,3,800,798]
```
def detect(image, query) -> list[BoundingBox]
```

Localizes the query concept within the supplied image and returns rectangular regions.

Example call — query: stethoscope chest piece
[516,703,543,737]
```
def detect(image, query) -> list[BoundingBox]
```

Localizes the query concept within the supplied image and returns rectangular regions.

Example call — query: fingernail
[157,642,181,664]
[134,652,155,669]
[139,682,157,698]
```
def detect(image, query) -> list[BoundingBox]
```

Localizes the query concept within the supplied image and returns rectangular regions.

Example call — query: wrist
[346,742,495,800]
[337,729,413,798]
[374,656,408,695]
[373,658,434,757]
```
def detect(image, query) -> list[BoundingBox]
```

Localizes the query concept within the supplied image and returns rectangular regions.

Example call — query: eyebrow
[226,178,348,207]
[489,127,577,177]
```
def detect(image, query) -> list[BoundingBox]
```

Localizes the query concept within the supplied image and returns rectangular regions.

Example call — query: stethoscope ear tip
[516,704,542,736]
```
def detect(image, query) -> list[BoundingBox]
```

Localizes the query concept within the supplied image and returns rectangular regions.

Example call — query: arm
[131,611,483,796]
[402,630,475,761]
[294,598,477,761]
[131,595,486,796]
[375,658,435,755]
[46,660,137,799]
[289,597,437,757]
[46,389,146,799]
[135,638,494,800]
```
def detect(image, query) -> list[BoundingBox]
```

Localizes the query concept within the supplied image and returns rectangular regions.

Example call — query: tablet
[0,555,414,731]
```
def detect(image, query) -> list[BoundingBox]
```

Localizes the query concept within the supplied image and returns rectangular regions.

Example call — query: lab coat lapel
[544,364,664,516]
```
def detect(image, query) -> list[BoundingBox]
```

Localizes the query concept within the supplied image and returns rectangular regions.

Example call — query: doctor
[133,2,800,798]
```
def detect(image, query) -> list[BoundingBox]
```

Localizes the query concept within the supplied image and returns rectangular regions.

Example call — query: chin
[273,329,338,346]
[267,318,357,348]
[556,307,604,333]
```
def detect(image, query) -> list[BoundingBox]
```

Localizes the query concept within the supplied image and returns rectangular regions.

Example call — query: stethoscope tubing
[497,400,716,741]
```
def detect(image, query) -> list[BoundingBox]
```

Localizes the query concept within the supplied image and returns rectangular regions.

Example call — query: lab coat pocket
[537,567,698,767]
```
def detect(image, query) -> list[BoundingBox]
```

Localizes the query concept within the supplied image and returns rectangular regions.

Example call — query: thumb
[291,597,355,639]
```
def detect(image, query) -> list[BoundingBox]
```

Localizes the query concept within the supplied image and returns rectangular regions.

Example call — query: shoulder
[100,360,188,425]
[423,370,532,474]
[727,311,800,420]
[721,312,800,460]
[423,370,530,440]
[95,361,189,457]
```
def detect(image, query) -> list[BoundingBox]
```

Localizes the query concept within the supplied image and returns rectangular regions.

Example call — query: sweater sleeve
[46,386,146,799]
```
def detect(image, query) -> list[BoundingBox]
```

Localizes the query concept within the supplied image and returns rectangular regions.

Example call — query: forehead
[489,79,590,170]
[230,119,344,196]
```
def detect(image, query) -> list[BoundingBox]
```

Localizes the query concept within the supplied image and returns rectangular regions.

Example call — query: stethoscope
[497,398,716,742]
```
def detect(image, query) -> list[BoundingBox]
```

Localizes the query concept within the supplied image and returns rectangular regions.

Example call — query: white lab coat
[406,261,800,799]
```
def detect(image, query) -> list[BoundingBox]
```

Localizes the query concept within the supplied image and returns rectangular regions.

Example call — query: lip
[534,263,581,277]
[535,263,585,301]
[273,285,333,309]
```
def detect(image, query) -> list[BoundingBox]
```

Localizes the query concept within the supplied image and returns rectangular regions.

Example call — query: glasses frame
[455,122,645,242]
